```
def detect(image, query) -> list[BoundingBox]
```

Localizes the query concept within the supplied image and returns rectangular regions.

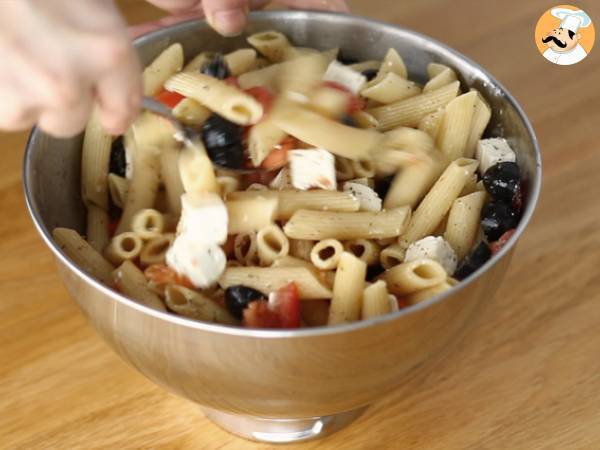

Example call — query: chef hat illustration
[551,8,592,33]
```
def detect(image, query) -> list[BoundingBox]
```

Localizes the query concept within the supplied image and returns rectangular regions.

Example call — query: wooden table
[1,0,599,448]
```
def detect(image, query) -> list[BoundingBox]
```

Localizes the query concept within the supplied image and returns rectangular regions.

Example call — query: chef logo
[535,5,595,65]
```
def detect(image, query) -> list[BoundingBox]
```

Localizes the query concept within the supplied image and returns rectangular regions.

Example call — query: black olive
[109,136,127,177]
[341,114,357,127]
[480,201,519,241]
[225,285,267,319]
[202,114,243,149]
[362,68,378,81]
[201,53,231,80]
[483,162,521,201]
[454,242,492,280]
[374,175,394,200]
[337,50,358,65]
[206,142,245,170]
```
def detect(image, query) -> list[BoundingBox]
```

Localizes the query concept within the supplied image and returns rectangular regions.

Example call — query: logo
[535,5,595,65]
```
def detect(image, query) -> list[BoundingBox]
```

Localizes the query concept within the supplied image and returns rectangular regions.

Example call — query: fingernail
[208,9,247,37]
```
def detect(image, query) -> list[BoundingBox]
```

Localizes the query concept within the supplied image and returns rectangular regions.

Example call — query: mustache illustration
[542,35,567,48]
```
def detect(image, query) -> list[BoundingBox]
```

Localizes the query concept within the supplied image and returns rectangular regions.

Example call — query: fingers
[38,90,93,138]
[94,38,143,135]
[203,0,251,36]
[279,0,350,12]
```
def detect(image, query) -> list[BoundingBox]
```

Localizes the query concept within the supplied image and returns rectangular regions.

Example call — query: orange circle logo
[535,5,595,65]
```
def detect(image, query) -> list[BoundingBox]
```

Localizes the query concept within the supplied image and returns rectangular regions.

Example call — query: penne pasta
[165,285,237,325]
[464,91,492,158]
[289,239,315,261]
[178,142,220,195]
[328,252,367,324]
[361,72,421,104]
[104,232,144,266]
[380,243,406,269]
[247,119,288,166]
[400,158,479,245]
[165,72,263,125]
[172,98,212,126]
[362,280,392,319]
[406,280,455,305]
[183,51,215,72]
[143,43,184,96]
[423,66,458,93]
[216,175,241,196]
[227,187,360,220]
[436,91,478,161]
[256,224,290,266]
[131,208,165,240]
[284,207,411,241]
[86,204,110,253]
[444,191,487,260]
[310,239,344,270]
[219,267,333,299]
[368,80,460,131]
[233,231,259,266]
[113,260,166,311]
[224,48,258,76]
[159,146,185,216]
[226,196,278,234]
[52,227,114,285]
[344,239,381,266]
[383,258,447,296]
[418,108,445,140]
[349,60,381,72]
[271,103,382,160]
[247,30,291,62]
[139,233,174,268]
[81,107,112,210]
[335,156,355,181]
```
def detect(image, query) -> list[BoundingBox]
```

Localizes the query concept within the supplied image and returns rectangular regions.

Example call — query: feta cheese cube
[289,149,336,191]
[343,181,382,212]
[405,236,458,275]
[323,60,367,95]
[177,192,228,245]
[269,167,294,190]
[166,239,226,288]
[476,138,516,175]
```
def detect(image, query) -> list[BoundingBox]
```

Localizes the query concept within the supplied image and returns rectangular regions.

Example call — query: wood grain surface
[1,0,600,448]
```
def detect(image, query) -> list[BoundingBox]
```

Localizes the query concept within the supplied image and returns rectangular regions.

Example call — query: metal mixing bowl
[23,11,541,443]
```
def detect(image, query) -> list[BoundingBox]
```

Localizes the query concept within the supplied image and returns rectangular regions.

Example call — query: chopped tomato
[322,81,365,114]
[244,170,277,186]
[490,229,517,255]
[396,297,410,309]
[270,283,301,328]
[225,76,240,88]
[144,264,195,289]
[243,300,282,328]
[261,136,297,170]
[155,89,185,108]
[107,218,120,238]
[245,86,274,116]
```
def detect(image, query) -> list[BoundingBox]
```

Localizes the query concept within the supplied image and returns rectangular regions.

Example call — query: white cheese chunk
[177,192,228,245]
[166,192,228,288]
[323,60,367,95]
[166,239,226,288]
[405,236,457,275]
[289,149,337,191]
[269,167,294,190]
[476,138,516,175]
[343,181,382,212]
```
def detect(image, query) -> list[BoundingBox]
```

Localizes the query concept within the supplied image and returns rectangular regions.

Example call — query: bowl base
[203,406,367,443]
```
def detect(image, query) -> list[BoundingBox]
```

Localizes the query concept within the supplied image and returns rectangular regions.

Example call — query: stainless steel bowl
[23,11,541,444]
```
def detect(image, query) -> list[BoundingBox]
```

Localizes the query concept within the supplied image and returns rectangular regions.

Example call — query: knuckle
[98,38,131,67]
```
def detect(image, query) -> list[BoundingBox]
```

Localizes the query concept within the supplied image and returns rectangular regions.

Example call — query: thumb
[203,0,252,37]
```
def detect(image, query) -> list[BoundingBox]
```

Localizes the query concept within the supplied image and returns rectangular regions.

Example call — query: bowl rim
[23,10,542,339]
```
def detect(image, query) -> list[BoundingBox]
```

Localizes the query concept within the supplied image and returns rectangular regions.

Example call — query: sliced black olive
[337,50,358,65]
[202,114,243,149]
[483,162,521,202]
[454,242,492,280]
[109,136,127,177]
[362,68,378,81]
[225,285,267,319]
[480,201,519,241]
[205,142,245,170]
[201,53,231,80]
[374,175,394,200]
[341,114,358,127]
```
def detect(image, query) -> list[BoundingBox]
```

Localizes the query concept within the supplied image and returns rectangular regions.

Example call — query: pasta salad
[53,30,525,329]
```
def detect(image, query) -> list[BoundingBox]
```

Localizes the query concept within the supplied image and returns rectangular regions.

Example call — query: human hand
[0,0,141,137]
[132,0,350,38]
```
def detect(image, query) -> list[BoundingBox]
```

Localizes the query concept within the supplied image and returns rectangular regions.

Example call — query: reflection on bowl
[23,11,541,444]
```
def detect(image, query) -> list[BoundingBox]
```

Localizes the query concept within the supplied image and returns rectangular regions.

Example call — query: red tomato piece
[244,170,277,186]
[144,264,195,289]
[245,86,274,116]
[322,81,365,114]
[243,300,282,329]
[490,229,517,255]
[225,76,240,88]
[260,136,297,170]
[270,283,301,328]
[155,89,185,108]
